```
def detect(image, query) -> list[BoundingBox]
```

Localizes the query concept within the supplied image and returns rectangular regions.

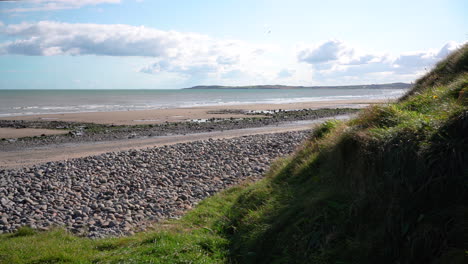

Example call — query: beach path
[0,116,348,169]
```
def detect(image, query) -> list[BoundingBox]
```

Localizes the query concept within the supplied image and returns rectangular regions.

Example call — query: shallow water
[0,88,406,117]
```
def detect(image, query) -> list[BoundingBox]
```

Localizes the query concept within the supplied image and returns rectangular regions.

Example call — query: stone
[0,128,309,237]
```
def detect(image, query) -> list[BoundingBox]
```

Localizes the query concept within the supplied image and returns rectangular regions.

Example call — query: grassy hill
[0,45,466,263]
[220,44,467,263]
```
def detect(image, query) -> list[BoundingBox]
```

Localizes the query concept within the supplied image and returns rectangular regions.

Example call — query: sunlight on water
[0,88,407,117]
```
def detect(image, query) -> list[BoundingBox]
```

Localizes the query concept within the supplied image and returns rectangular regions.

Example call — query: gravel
[0,130,310,238]
[0,108,357,151]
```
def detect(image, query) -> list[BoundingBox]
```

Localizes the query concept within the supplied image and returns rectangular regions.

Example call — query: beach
[0,98,378,236]
[0,114,352,168]
[0,131,310,237]
[0,1,461,260]
[1,99,385,126]
[0,127,69,139]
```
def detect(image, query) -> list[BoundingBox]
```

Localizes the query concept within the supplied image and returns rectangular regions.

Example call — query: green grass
[0,186,244,263]
[1,44,467,263]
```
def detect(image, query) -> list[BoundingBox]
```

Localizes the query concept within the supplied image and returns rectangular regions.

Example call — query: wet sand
[0,116,352,169]
[1,99,386,126]
[0,99,377,167]
[0,128,69,139]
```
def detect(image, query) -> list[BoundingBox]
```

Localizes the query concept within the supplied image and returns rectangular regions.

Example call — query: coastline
[0,115,351,169]
[0,99,375,236]
[1,98,387,126]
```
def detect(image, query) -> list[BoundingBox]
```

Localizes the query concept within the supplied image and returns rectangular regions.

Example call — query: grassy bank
[0,186,242,263]
[220,44,467,263]
[0,45,466,263]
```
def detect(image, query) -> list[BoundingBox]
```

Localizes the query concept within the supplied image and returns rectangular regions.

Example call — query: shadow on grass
[218,109,468,264]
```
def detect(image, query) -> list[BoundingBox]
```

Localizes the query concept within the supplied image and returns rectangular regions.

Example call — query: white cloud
[2,0,121,12]
[436,41,460,58]
[391,41,461,74]
[297,39,352,64]
[221,69,249,79]
[297,40,466,83]
[140,60,219,76]
[0,20,464,86]
[0,21,196,57]
[0,21,264,71]
[277,69,294,78]
[216,55,239,65]
[297,40,387,67]
[0,21,276,84]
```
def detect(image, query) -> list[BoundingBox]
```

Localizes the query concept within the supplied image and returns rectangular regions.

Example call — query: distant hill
[185,82,412,90]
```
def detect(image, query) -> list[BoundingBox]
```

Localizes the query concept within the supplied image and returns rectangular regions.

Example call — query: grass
[214,48,467,262]
[0,44,467,263]
[0,186,245,263]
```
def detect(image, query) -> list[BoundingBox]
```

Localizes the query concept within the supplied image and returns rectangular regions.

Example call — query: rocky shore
[0,108,357,151]
[0,130,310,238]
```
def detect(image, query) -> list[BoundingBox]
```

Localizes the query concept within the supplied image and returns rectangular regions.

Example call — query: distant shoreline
[184,82,412,90]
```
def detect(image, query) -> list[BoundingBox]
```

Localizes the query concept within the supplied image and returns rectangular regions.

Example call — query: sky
[0,0,466,89]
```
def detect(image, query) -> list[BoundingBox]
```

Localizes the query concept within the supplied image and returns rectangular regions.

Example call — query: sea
[0,88,407,117]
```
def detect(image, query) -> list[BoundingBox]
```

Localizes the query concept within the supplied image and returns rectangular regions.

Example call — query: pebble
[0,108,356,151]
[0,131,310,238]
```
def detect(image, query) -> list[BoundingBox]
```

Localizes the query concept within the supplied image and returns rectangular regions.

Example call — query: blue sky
[0,0,466,89]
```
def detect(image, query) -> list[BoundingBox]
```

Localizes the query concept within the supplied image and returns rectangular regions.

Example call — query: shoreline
[0,100,370,237]
[0,116,351,169]
[0,108,359,152]
[1,99,387,126]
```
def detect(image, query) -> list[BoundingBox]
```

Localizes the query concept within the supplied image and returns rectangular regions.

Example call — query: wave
[0,89,406,117]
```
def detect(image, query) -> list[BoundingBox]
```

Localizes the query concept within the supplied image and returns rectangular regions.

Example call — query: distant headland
[184,82,412,90]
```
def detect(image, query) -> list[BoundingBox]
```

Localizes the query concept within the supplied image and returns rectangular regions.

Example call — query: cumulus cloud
[277,69,294,78]
[0,21,204,57]
[140,60,219,76]
[297,39,465,82]
[0,20,464,86]
[216,55,240,65]
[392,41,461,74]
[0,21,267,79]
[346,54,380,65]
[221,69,249,79]
[298,39,385,67]
[2,0,121,12]
[297,40,351,64]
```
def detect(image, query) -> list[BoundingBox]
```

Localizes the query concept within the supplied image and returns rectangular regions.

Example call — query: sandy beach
[0,98,377,169]
[0,115,353,168]
[1,99,386,126]
[0,128,69,139]
[0,99,374,167]
[0,121,311,168]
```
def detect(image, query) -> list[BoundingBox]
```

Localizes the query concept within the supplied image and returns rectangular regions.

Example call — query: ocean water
[0,88,407,117]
